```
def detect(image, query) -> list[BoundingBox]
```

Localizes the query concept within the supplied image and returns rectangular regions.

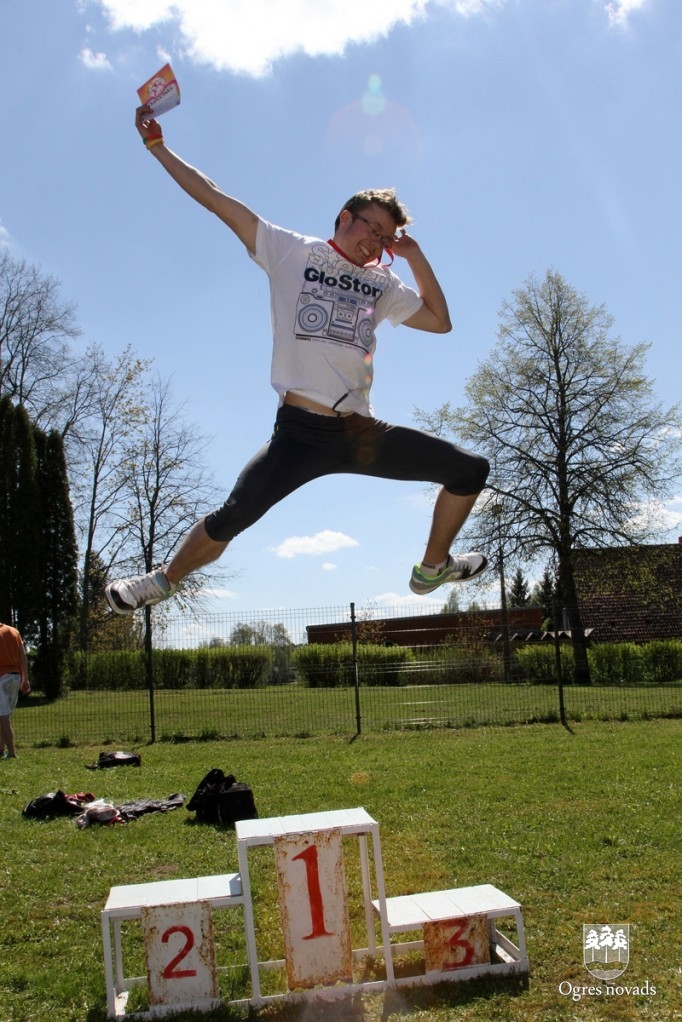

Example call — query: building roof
[572,541,682,642]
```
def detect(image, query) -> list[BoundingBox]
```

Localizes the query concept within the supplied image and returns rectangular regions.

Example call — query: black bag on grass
[86,750,141,770]
[186,768,258,827]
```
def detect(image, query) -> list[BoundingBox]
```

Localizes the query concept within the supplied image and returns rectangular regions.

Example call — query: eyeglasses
[349,211,396,250]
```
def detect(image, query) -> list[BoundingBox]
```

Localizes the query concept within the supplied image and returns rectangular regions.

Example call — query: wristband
[143,135,164,149]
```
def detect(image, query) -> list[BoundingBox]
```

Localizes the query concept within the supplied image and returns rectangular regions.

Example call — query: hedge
[514,645,573,685]
[64,647,272,691]
[60,639,682,693]
[515,640,682,686]
[293,643,503,687]
[588,640,682,686]
[293,643,414,688]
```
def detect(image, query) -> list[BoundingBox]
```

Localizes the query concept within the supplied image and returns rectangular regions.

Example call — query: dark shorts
[204,405,489,543]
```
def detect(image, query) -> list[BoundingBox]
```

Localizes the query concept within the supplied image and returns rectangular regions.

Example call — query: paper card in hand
[137,63,180,118]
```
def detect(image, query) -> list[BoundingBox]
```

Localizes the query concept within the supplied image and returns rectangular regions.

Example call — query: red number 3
[444,920,475,969]
[161,925,197,979]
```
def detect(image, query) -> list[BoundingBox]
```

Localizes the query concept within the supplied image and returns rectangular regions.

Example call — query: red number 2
[161,925,197,979]
[292,843,334,940]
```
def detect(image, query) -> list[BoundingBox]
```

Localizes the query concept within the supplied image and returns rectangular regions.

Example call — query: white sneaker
[105,569,177,615]
[409,553,488,595]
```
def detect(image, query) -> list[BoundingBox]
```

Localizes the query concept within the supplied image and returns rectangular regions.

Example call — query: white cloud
[89,0,517,78]
[610,495,682,545]
[322,562,337,571]
[404,489,436,510]
[272,529,359,559]
[79,46,113,70]
[200,585,238,599]
[370,591,443,611]
[656,496,682,537]
[95,0,175,31]
[604,0,649,27]
[451,0,505,13]
[90,0,654,75]
[95,0,427,75]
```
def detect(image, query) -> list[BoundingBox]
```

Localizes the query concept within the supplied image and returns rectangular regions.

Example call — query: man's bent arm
[391,234,451,334]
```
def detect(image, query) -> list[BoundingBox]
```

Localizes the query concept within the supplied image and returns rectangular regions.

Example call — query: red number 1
[292,843,334,940]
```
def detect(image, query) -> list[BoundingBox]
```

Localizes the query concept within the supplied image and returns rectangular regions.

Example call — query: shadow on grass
[85,1008,108,1022]
[380,972,528,1019]
[17,693,55,709]
[81,970,529,1022]
[249,972,529,1022]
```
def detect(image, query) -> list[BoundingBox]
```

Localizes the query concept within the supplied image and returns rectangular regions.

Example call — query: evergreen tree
[532,566,559,628]
[32,429,78,698]
[0,396,15,623]
[508,568,531,607]
[78,550,142,652]
[440,589,461,614]
[0,397,42,632]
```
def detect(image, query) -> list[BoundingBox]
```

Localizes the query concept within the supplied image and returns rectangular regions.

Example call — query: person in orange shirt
[0,622,30,759]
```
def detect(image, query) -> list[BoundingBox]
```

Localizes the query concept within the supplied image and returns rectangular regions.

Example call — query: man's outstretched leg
[105,520,227,615]
[409,488,487,595]
[104,413,332,615]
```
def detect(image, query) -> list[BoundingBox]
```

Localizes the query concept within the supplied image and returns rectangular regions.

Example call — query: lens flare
[324,75,423,164]
[362,74,387,117]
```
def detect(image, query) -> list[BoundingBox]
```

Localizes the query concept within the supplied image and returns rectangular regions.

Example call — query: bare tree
[416,270,682,683]
[117,374,224,604]
[0,250,82,431]
[114,375,225,712]
[70,345,151,649]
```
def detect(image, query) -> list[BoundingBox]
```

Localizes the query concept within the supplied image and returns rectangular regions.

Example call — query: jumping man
[105,106,489,615]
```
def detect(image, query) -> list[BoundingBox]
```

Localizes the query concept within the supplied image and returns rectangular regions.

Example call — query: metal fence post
[145,606,156,743]
[552,598,567,728]
[350,603,362,736]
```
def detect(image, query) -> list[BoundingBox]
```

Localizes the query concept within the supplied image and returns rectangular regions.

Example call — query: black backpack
[23,791,95,819]
[186,768,258,827]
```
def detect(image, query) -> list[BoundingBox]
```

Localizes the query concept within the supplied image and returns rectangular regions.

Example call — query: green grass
[15,681,682,747]
[1,720,680,1021]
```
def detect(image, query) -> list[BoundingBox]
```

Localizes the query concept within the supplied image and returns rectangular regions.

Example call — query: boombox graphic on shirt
[295,243,387,351]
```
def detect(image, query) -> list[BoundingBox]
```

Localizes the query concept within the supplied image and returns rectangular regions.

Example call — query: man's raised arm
[136,105,259,255]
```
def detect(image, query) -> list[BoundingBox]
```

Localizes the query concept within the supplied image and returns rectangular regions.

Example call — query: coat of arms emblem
[583,924,630,981]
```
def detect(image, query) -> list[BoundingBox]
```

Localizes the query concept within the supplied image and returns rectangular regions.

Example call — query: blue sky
[2,0,681,616]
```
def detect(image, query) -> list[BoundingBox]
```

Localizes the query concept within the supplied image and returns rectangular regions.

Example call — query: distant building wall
[306,607,543,648]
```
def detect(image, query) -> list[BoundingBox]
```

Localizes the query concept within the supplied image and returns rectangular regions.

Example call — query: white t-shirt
[251,218,423,416]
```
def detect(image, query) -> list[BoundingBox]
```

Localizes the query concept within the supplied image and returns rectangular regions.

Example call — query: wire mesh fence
[15,601,682,747]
